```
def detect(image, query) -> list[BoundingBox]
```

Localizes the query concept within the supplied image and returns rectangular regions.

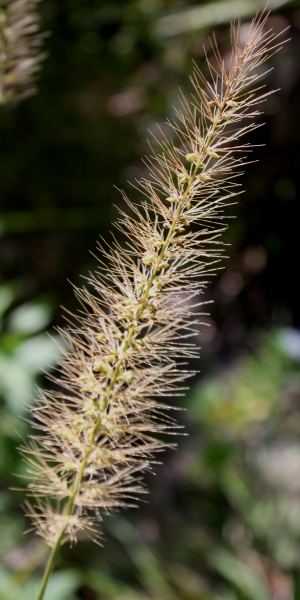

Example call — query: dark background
[0,1,300,599]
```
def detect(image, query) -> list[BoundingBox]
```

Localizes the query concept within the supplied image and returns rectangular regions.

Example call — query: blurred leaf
[207,550,271,600]
[0,568,79,600]
[275,328,300,361]
[0,332,59,413]
[155,0,292,37]
[0,283,17,318]
[0,353,34,413]
[110,518,176,598]
[8,300,52,336]
[15,333,60,373]
[84,568,134,597]
[41,570,80,600]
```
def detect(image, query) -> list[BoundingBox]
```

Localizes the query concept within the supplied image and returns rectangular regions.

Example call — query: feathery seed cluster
[22,13,283,548]
[0,0,46,103]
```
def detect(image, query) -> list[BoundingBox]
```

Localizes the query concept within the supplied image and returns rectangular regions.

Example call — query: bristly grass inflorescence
[21,8,284,567]
[0,0,46,103]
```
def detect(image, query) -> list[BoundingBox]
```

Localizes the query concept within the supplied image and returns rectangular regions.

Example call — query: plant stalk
[35,528,66,600]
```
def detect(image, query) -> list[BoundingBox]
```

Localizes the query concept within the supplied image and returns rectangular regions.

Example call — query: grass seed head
[21,10,286,546]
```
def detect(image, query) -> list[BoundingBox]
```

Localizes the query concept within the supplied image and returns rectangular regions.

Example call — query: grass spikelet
[0,0,47,103]
[19,10,286,599]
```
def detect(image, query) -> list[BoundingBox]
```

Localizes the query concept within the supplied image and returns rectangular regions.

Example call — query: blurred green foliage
[0,281,58,480]
[1,0,300,598]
